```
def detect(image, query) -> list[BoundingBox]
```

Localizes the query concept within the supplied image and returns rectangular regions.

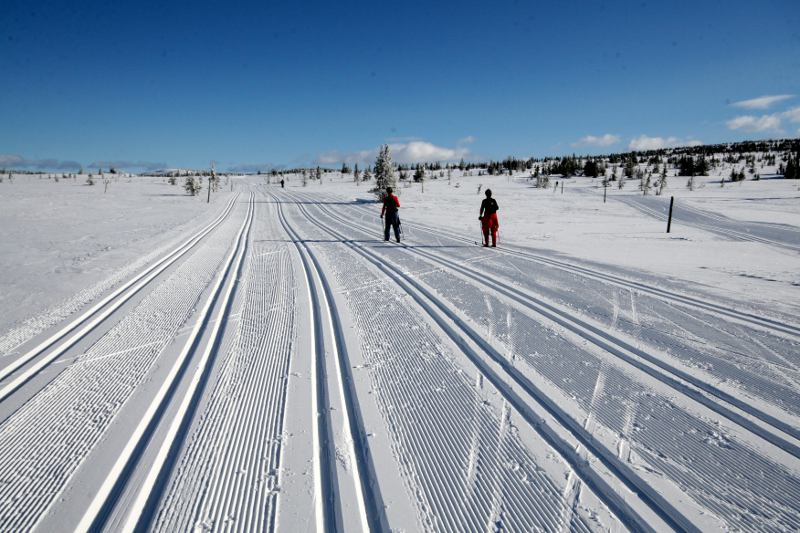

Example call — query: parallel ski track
[342,195,800,339]
[0,195,239,402]
[291,191,800,532]
[77,193,256,532]
[0,195,247,532]
[271,191,599,533]
[616,195,800,253]
[151,199,296,531]
[278,190,701,533]
[309,193,800,453]
[275,192,385,533]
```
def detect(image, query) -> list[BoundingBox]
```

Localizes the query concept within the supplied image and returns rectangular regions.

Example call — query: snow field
[0,195,249,530]
[0,196,238,403]
[0,173,797,532]
[285,189,800,531]
[338,196,800,426]
[0,175,236,339]
[276,194,606,532]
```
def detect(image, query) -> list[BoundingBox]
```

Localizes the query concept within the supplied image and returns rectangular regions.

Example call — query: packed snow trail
[274,192,612,532]
[1,182,798,532]
[325,191,800,422]
[282,189,800,532]
[615,194,800,252]
[151,197,297,531]
[0,196,250,531]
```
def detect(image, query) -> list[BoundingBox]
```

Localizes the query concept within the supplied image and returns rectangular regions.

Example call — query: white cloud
[389,141,470,164]
[573,134,620,147]
[317,140,471,166]
[457,135,476,145]
[726,114,782,132]
[782,106,800,123]
[628,135,702,151]
[731,94,794,110]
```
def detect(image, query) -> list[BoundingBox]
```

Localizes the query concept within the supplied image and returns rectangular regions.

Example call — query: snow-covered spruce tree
[184,175,201,196]
[353,163,360,183]
[302,169,308,187]
[373,144,395,199]
[362,166,372,183]
[641,174,651,195]
[86,174,95,186]
[413,164,424,182]
[341,162,351,175]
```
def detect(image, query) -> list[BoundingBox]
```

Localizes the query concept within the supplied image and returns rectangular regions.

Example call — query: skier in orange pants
[479,189,499,247]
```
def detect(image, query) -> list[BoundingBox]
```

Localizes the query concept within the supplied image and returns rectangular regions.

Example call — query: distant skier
[280,178,285,188]
[380,187,401,243]
[479,189,499,247]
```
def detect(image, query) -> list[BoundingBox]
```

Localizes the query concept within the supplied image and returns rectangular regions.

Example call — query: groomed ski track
[0,182,798,532]
[277,188,800,532]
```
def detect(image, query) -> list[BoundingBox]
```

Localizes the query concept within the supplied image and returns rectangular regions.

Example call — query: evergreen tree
[413,164,425,182]
[583,159,600,178]
[641,174,651,195]
[341,162,351,175]
[184,176,200,195]
[373,144,395,197]
[353,163,360,183]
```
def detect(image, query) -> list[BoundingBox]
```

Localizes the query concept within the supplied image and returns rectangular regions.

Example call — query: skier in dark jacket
[479,189,499,247]
[280,178,285,188]
[380,187,401,242]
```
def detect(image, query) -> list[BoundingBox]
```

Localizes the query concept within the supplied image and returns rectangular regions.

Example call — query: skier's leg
[394,221,401,242]
[491,215,499,246]
[481,219,489,246]
[384,218,390,241]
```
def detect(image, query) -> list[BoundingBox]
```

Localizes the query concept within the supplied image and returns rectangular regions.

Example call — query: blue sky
[1,0,799,171]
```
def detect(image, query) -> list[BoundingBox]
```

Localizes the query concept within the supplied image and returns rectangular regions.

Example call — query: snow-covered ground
[0,171,798,532]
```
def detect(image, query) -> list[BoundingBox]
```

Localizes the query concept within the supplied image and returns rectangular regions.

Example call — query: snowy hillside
[0,168,798,532]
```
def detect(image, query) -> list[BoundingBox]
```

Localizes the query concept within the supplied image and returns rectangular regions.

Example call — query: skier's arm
[380,200,386,218]
[479,199,485,219]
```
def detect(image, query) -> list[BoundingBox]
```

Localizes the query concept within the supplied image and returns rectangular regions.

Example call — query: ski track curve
[343,191,800,338]
[151,196,296,532]
[290,190,800,532]
[615,195,800,252]
[0,197,248,531]
[275,192,603,532]
[327,194,800,421]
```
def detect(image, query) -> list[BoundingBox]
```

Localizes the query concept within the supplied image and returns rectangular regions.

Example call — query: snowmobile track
[308,194,800,456]
[275,190,702,533]
[76,193,255,532]
[275,195,387,532]
[0,195,239,403]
